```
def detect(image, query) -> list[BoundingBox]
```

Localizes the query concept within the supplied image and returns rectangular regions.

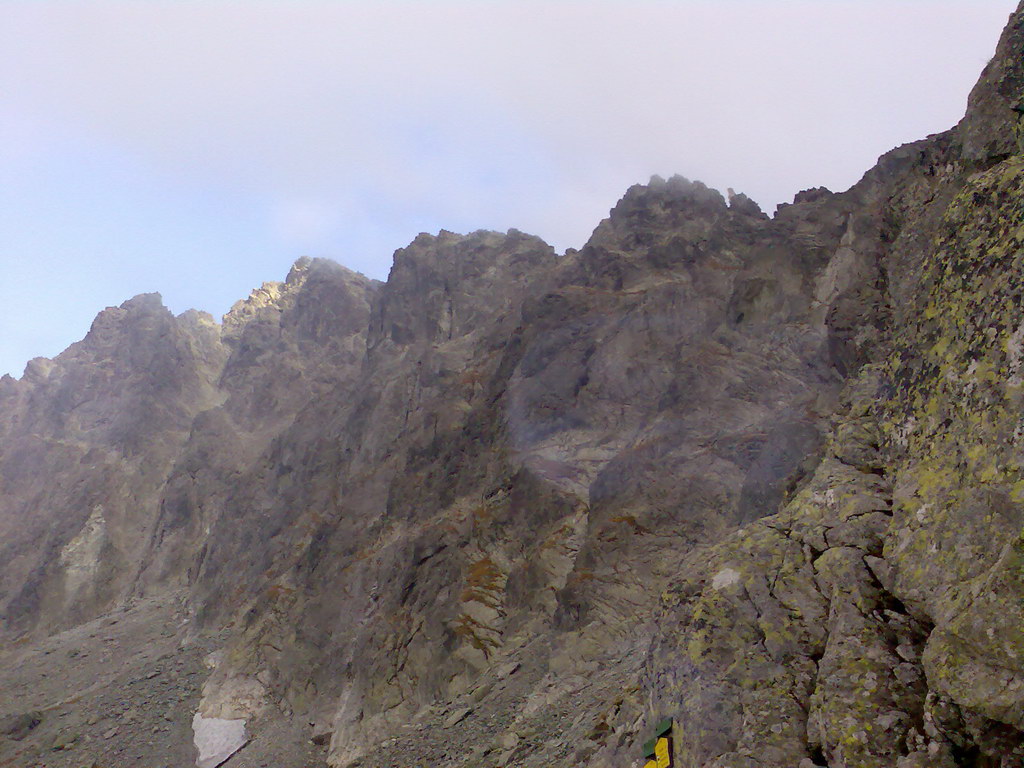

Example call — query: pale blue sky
[0,1,1015,378]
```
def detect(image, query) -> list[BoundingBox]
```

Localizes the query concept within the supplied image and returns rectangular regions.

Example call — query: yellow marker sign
[655,736,671,768]
[642,718,674,768]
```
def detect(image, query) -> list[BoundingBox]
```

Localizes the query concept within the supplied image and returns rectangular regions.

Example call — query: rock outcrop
[645,5,1024,768]
[3,3,1024,767]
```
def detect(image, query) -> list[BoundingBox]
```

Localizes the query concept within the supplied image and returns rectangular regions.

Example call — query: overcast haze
[0,1,1015,379]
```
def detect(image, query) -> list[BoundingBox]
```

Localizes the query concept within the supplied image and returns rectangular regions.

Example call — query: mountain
[3,3,1024,767]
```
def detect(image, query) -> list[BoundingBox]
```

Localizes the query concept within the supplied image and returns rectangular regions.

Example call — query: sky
[0,1,1016,379]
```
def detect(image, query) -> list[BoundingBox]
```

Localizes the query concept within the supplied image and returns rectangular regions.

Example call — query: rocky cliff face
[3,4,1024,767]
[646,6,1024,768]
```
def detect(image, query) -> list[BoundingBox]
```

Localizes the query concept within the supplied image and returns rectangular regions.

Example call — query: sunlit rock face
[4,4,1024,767]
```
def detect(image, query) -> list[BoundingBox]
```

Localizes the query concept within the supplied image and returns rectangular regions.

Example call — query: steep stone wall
[181,174,891,767]
[645,5,1024,767]
[0,295,227,633]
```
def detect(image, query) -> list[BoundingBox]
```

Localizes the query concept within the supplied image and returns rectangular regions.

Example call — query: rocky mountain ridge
[3,3,1024,766]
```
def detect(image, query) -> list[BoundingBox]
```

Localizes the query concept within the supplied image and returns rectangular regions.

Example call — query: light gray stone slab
[192,713,248,768]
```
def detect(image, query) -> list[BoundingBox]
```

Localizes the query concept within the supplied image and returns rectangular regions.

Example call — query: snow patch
[192,713,248,768]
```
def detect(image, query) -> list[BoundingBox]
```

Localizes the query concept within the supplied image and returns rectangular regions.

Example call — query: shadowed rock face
[645,5,1024,768]
[4,5,1024,767]
[0,294,228,633]
[0,259,380,640]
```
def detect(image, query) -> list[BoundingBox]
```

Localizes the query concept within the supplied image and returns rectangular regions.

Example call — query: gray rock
[0,711,41,741]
